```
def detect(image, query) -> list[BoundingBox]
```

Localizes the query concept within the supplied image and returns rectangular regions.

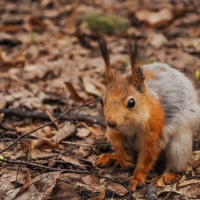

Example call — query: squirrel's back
[143,63,200,135]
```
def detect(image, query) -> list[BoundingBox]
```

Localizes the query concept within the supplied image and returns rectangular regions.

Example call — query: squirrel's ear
[97,32,114,81]
[128,39,144,93]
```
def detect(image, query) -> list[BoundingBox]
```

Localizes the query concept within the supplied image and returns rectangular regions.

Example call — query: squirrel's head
[97,33,149,130]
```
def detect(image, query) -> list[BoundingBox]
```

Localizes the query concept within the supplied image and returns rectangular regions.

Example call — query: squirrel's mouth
[107,125,123,131]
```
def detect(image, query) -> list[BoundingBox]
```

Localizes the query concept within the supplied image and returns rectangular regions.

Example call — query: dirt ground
[0,0,200,199]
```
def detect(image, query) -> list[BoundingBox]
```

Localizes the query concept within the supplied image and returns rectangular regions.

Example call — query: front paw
[129,173,145,191]
[96,153,134,169]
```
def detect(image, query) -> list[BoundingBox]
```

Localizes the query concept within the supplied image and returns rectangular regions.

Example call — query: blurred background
[1,1,200,199]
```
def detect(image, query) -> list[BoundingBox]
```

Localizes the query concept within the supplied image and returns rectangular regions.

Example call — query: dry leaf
[175,38,200,53]
[39,126,54,138]
[61,155,86,169]
[33,172,61,199]
[135,8,173,28]
[81,122,105,137]
[45,109,60,129]
[190,158,200,169]
[52,122,76,143]
[65,81,84,102]
[0,25,23,33]
[30,146,40,159]
[0,94,7,109]
[157,177,166,188]
[12,170,32,200]
[157,184,181,198]
[79,145,92,158]
[23,63,54,80]
[147,33,169,49]
[81,175,100,191]
[16,124,37,134]
[82,76,102,96]
[20,97,42,110]
[88,187,105,200]
[76,128,90,138]
[28,16,46,31]
[107,180,127,196]
[33,138,64,150]
[178,179,200,187]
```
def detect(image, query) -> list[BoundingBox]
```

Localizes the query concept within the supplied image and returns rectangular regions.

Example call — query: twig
[0,98,102,154]
[0,109,105,127]
[163,184,174,200]
[0,158,132,196]
[61,141,92,147]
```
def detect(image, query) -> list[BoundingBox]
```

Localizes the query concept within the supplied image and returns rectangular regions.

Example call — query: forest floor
[0,0,200,199]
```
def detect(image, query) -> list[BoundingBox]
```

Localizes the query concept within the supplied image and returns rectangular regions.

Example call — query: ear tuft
[128,38,144,93]
[97,32,114,81]
[134,67,144,93]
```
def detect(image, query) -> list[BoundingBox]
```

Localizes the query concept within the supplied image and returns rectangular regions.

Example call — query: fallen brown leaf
[65,81,84,102]
[33,138,64,150]
[12,170,32,200]
[147,33,169,49]
[52,122,77,143]
[46,109,60,129]
[0,25,23,33]
[107,180,127,196]
[88,187,105,200]
[82,76,103,96]
[157,177,166,188]
[80,175,100,192]
[76,128,91,138]
[190,158,200,169]
[135,8,173,28]
[81,122,105,137]
[33,172,61,199]
[28,16,46,31]
[61,155,86,170]
[178,179,200,187]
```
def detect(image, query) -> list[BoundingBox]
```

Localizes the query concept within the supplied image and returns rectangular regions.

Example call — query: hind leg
[162,128,193,183]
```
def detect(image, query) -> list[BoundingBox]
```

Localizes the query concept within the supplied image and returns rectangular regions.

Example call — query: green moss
[85,13,128,33]
[31,32,37,43]
[142,59,154,65]
[119,60,129,71]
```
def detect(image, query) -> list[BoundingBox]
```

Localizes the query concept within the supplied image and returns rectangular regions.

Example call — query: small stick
[61,141,92,147]
[0,109,105,127]
[163,184,174,200]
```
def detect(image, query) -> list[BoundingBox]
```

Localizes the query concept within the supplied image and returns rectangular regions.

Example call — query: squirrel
[96,33,200,191]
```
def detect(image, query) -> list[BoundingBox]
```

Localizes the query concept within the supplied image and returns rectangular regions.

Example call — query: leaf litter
[0,0,200,199]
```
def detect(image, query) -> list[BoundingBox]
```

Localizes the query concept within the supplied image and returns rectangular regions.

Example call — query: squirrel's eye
[100,99,104,107]
[127,98,135,108]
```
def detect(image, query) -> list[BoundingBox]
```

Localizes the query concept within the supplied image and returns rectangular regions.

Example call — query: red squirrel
[96,33,200,191]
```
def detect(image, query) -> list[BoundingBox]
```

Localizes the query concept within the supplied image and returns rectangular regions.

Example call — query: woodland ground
[0,0,200,199]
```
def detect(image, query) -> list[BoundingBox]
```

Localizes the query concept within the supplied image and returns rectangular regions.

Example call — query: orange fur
[96,128,134,169]
[162,172,179,183]
[129,95,165,190]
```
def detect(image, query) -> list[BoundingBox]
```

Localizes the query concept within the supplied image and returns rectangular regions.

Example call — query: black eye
[127,98,135,108]
[100,99,104,107]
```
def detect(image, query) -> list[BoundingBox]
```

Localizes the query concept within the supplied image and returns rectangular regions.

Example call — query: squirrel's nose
[107,121,117,128]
